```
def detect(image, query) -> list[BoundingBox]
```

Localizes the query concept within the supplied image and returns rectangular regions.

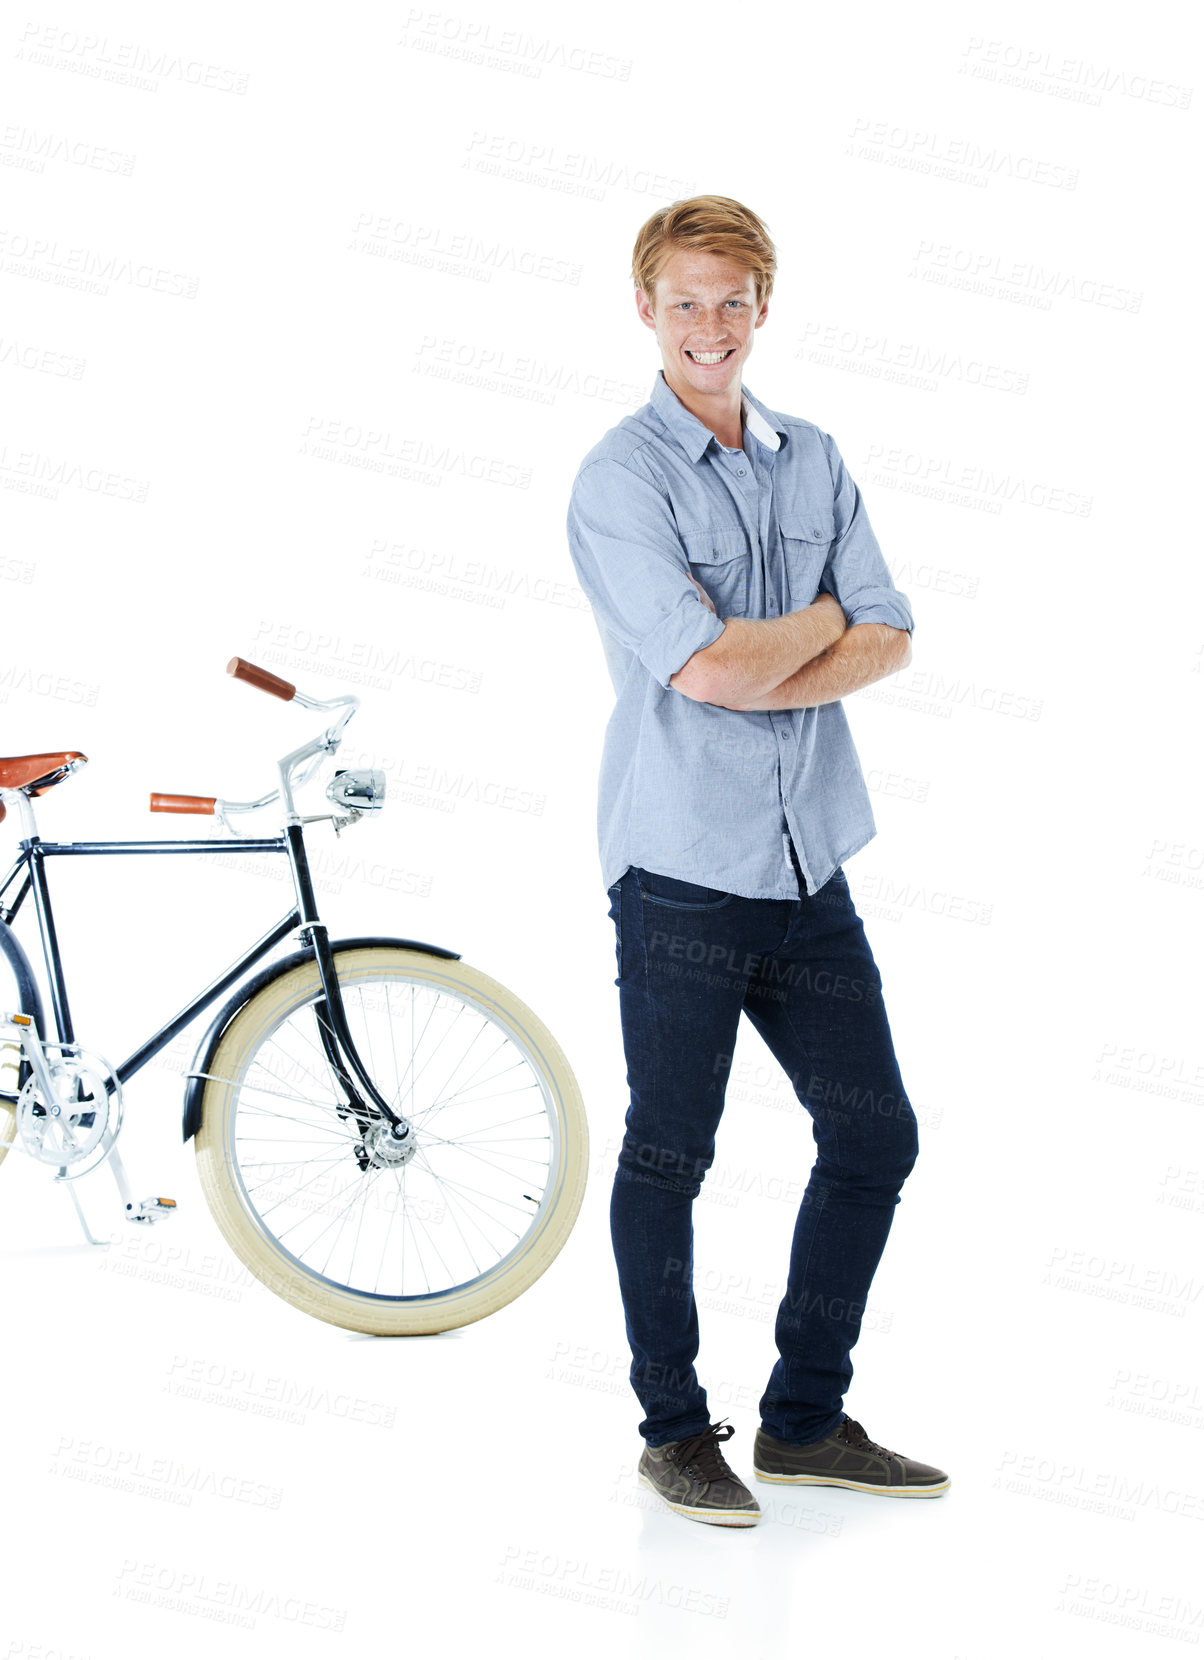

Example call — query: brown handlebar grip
[150,793,216,815]
[227,657,296,701]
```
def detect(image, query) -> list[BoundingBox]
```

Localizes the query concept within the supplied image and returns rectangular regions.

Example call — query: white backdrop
[3,1,1201,1655]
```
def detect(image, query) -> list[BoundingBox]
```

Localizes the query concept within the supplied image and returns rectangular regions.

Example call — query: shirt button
[737,468,746,477]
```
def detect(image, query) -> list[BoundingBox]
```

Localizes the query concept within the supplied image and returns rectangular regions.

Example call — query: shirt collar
[649,369,787,461]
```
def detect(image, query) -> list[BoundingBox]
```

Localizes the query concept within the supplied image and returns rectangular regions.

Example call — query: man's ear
[754,296,770,329]
[635,287,658,331]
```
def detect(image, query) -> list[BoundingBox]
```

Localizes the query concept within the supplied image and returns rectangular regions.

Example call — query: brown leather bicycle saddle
[0,752,88,794]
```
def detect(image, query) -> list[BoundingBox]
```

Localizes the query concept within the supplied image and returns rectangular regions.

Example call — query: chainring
[17,1049,122,1175]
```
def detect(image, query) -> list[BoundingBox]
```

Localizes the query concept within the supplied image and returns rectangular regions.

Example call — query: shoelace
[838,1416,896,1459]
[668,1419,737,1484]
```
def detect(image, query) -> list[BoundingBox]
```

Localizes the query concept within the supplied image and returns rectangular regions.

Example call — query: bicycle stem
[276,698,358,819]
[213,694,360,831]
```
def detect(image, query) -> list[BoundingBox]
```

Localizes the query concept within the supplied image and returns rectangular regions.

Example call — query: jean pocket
[635,866,733,910]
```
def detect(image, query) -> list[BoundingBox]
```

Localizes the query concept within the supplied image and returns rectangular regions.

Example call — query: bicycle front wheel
[194,944,587,1334]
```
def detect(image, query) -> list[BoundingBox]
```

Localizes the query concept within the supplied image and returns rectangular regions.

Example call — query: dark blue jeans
[606,857,919,1448]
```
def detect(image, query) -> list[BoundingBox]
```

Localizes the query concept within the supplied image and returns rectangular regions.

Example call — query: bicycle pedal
[126,1195,178,1224]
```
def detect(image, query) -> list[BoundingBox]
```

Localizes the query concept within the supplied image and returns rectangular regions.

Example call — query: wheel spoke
[255,1154,360,1223]
[408,1149,533,1222]
[241,1150,350,1196]
[409,1079,542,1123]
[198,1072,352,1124]
[419,1127,551,1183]
[416,1053,531,1120]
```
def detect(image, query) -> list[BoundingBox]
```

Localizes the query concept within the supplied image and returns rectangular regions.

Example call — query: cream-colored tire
[195,945,587,1335]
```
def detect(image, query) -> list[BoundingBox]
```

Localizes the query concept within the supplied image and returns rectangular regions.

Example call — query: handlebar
[227,657,296,701]
[150,794,216,815]
[149,657,361,835]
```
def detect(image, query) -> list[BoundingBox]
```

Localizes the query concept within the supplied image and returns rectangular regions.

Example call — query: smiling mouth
[685,349,735,365]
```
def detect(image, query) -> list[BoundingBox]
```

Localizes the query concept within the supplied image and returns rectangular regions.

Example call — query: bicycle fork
[286,824,413,1161]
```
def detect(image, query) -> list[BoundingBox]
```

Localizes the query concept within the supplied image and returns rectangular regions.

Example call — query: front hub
[359,1121,416,1169]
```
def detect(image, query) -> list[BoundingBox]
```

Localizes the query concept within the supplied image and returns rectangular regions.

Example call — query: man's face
[636,247,768,406]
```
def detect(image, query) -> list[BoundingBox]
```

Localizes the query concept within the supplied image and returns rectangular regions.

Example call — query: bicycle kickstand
[55,1167,105,1247]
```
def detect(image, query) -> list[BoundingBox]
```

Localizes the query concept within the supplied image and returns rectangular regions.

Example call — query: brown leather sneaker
[753,1414,949,1497]
[638,1419,761,1526]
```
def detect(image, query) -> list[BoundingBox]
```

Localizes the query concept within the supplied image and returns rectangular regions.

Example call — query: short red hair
[631,195,777,308]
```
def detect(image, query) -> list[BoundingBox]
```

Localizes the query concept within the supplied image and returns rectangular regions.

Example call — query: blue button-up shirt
[566,370,914,898]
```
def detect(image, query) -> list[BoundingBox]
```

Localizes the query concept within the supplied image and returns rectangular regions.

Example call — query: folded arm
[721,621,912,710]
[669,592,848,705]
[568,448,914,711]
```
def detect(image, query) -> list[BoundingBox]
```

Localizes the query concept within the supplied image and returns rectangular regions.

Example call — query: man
[565,196,949,1528]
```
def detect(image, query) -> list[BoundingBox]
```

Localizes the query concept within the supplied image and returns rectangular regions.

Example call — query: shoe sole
[637,1472,760,1526]
[753,1467,950,1497]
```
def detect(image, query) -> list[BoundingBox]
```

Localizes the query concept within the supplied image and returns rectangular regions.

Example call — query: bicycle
[1,657,587,1335]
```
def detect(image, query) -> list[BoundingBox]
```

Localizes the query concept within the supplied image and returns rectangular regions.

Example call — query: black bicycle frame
[0,825,405,1130]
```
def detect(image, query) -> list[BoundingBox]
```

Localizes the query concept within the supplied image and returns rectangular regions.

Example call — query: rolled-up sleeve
[820,435,915,633]
[567,458,726,689]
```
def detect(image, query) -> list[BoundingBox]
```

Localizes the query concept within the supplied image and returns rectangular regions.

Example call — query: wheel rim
[211,967,567,1303]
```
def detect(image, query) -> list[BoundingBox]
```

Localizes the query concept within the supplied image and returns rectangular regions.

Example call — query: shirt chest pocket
[680,525,750,619]
[779,512,835,605]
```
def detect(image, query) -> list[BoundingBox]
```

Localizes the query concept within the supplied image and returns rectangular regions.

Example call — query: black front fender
[182,934,458,1142]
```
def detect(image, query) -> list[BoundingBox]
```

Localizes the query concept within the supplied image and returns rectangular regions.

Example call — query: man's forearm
[723,623,912,711]
[670,594,845,705]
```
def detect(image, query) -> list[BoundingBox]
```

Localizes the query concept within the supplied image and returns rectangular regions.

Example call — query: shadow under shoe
[637,1419,760,1526]
[754,1413,950,1496]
